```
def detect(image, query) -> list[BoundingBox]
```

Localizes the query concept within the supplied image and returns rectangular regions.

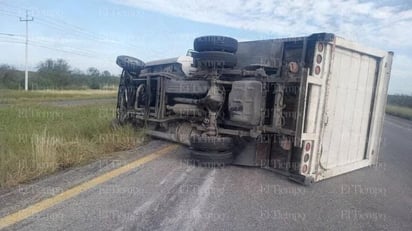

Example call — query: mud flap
[288,174,314,186]
[232,136,271,167]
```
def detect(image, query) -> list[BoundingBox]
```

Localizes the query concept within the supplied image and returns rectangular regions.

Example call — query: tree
[0,64,22,89]
[37,59,54,72]
[37,59,71,88]
[37,58,70,74]
[87,67,100,77]
[71,68,84,76]
[102,70,111,77]
[55,59,70,73]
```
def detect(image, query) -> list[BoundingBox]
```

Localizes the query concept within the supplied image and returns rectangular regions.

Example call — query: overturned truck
[115,33,393,185]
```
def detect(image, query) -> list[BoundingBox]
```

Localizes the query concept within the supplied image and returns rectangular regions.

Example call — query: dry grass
[34,89,117,95]
[0,89,117,105]
[386,104,412,120]
[0,90,144,188]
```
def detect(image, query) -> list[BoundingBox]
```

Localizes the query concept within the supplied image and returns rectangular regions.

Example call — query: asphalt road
[1,115,411,231]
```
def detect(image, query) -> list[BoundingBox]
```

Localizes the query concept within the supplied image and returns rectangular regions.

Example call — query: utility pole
[20,10,33,91]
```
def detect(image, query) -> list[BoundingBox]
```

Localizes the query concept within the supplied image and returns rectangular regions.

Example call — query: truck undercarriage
[115,33,392,185]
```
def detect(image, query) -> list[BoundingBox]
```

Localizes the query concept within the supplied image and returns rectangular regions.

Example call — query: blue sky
[0,0,411,94]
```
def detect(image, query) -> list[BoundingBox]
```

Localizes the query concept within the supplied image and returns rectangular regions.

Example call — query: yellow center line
[0,144,179,230]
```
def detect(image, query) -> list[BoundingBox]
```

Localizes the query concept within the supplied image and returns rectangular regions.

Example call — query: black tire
[190,150,234,167]
[190,135,233,152]
[116,55,145,72]
[194,36,238,53]
[192,51,237,68]
[116,86,128,124]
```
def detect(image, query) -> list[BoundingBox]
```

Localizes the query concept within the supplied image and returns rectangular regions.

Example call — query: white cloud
[113,0,412,49]
[113,0,412,93]
[2,0,411,91]
[389,54,412,94]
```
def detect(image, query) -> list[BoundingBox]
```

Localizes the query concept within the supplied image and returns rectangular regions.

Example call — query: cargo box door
[319,48,379,172]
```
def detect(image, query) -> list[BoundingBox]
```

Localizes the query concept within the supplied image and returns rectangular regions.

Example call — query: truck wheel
[194,36,238,53]
[192,51,237,68]
[190,135,233,152]
[116,55,145,73]
[190,150,234,167]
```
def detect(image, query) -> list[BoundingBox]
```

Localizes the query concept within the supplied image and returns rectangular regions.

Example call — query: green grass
[0,90,144,188]
[386,104,412,120]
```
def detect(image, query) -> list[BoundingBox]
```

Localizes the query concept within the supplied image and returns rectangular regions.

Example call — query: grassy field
[0,89,118,104]
[0,90,144,188]
[386,104,412,120]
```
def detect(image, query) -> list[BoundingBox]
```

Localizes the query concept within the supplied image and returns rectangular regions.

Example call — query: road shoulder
[0,139,171,218]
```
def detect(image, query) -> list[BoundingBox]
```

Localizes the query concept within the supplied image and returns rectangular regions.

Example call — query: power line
[0,2,142,50]
[0,38,25,45]
[0,8,19,17]
[0,33,115,62]
[0,5,101,44]
[0,39,110,61]
[19,10,33,91]
[0,32,24,37]
[0,38,114,64]
[0,2,144,69]
[0,8,115,65]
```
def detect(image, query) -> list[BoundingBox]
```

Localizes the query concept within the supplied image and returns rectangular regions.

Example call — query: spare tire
[192,51,237,68]
[194,36,238,53]
[190,135,234,152]
[190,150,234,166]
[116,55,145,72]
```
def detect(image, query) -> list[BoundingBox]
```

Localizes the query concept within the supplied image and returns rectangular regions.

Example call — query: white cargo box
[302,36,393,182]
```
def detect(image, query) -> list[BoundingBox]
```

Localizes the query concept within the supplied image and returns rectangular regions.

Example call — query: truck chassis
[115,33,393,185]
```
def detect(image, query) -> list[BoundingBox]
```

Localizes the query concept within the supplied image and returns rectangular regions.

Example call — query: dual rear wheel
[192,35,238,69]
[189,135,234,167]
[189,35,238,165]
